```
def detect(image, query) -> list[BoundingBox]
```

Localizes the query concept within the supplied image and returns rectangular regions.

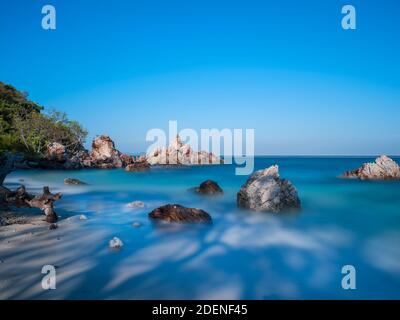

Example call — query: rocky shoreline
[1,152,400,227]
[13,134,223,171]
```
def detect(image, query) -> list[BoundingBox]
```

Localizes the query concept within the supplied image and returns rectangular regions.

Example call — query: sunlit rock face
[146,135,221,165]
[237,165,301,213]
[342,155,400,180]
[90,135,123,168]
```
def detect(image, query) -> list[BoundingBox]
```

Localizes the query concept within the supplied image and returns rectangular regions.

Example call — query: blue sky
[1,0,399,155]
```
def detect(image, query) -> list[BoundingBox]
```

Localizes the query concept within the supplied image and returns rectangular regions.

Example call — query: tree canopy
[0,81,87,156]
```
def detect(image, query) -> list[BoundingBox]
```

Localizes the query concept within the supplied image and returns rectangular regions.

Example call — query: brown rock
[149,204,212,223]
[192,180,223,195]
[125,161,150,172]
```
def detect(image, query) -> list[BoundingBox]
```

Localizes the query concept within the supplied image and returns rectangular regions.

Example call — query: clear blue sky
[1,0,399,155]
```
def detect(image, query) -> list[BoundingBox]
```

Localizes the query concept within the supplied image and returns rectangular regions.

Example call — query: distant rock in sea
[149,204,212,223]
[190,180,223,195]
[79,214,88,220]
[64,178,86,185]
[146,135,222,166]
[237,165,301,213]
[341,155,400,180]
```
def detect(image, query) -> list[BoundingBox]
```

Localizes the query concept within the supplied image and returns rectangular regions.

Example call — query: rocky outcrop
[191,180,223,195]
[341,155,400,180]
[237,165,301,213]
[149,204,212,223]
[64,178,86,185]
[15,135,149,171]
[147,135,222,166]
[89,135,123,168]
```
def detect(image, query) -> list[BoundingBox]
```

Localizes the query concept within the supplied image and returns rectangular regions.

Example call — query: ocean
[3,156,400,299]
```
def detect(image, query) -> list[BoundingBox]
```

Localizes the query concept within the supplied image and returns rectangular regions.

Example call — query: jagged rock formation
[190,180,223,195]
[146,135,222,165]
[237,165,301,213]
[341,155,400,180]
[149,204,212,223]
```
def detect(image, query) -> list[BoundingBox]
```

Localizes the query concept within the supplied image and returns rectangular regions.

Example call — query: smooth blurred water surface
[4,157,400,299]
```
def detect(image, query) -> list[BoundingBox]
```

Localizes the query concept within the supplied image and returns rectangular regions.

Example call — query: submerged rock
[146,135,222,166]
[126,201,145,208]
[109,237,123,249]
[149,204,212,223]
[191,180,223,195]
[132,221,142,228]
[341,155,400,180]
[64,178,86,185]
[237,165,301,213]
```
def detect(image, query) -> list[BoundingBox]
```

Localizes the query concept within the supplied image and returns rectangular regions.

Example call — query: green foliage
[0,81,87,157]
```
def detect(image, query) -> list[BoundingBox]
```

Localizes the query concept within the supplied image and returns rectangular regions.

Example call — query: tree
[0,81,87,156]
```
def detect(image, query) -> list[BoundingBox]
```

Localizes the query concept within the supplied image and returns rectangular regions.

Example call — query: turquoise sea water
[3,157,400,299]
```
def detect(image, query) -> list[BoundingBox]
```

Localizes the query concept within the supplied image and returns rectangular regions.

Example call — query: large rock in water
[342,155,400,180]
[146,135,222,165]
[237,165,301,213]
[149,204,212,223]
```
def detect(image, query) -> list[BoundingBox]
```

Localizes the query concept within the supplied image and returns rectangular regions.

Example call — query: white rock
[342,155,400,180]
[79,214,88,220]
[132,221,142,228]
[237,165,301,213]
[109,237,123,249]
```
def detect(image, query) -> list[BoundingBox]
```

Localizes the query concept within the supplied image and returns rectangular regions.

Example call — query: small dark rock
[64,178,86,185]
[191,180,223,195]
[49,223,58,230]
[149,204,212,223]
